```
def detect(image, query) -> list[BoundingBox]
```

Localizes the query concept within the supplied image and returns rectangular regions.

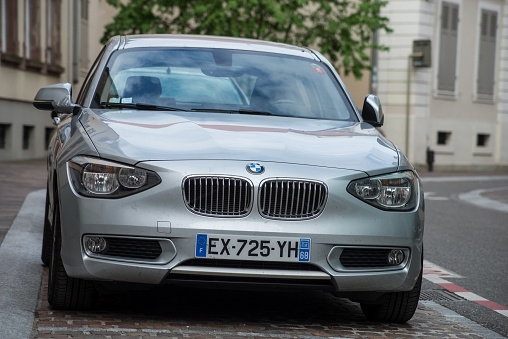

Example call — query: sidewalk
[1,160,507,338]
[0,160,46,246]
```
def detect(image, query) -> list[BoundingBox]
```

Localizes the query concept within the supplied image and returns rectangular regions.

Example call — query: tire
[48,201,97,310]
[360,269,422,323]
[41,188,52,266]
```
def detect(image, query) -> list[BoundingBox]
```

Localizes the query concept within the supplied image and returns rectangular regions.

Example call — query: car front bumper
[58,160,424,294]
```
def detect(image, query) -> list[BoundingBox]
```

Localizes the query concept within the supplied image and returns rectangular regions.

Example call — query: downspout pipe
[370,0,379,95]
[67,0,72,84]
[73,0,79,84]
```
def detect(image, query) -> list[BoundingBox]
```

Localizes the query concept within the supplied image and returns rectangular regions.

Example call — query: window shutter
[50,0,62,66]
[438,2,459,92]
[477,10,497,97]
[79,0,89,75]
[5,0,19,55]
[29,0,41,61]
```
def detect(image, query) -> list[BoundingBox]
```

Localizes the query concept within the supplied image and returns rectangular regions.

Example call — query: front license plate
[195,234,311,262]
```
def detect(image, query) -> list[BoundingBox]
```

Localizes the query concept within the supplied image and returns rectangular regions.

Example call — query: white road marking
[497,310,508,317]
[423,260,508,317]
[423,274,450,284]
[421,176,508,183]
[423,260,463,278]
[424,192,450,201]
[455,292,488,301]
[457,187,508,213]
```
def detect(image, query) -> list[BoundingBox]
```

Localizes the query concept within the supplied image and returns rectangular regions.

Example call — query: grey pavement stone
[421,301,506,339]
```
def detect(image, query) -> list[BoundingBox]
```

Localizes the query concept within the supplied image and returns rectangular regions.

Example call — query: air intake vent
[340,248,392,268]
[104,237,162,260]
[259,179,327,220]
[183,176,253,217]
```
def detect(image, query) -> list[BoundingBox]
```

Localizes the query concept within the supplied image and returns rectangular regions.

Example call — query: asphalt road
[422,175,508,337]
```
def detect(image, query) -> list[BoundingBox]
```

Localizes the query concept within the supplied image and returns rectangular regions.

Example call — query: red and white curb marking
[423,260,508,317]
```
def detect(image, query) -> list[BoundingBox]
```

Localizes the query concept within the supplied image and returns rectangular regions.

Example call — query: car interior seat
[123,76,162,104]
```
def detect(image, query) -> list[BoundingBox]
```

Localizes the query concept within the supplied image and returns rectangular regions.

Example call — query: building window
[0,0,21,64]
[22,126,34,150]
[476,133,490,147]
[47,0,63,72]
[0,124,9,149]
[0,0,4,52]
[45,127,55,150]
[437,131,452,145]
[476,9,497,99]
[81,0,89,20]
[79,0,89,76]
[437,1,459,93]
[26,0,42,68]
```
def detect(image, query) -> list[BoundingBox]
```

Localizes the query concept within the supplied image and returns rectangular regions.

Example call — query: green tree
[102,0,391,78]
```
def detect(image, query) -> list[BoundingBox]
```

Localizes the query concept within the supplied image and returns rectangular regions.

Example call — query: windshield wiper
[191,108,281,116]
[238,108,280,116]
[100,102,187,111]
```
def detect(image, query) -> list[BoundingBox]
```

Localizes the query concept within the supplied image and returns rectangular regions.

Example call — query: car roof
[119,34,319,60]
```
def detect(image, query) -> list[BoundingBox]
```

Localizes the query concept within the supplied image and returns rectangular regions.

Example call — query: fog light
[387,249,405,265]
[86,237,107,253]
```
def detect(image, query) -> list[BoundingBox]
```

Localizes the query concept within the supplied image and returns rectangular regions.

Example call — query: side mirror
[33,83,79,114]
[361,95,384,127]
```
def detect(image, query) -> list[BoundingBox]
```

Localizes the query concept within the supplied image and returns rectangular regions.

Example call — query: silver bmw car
[34,35,424,323]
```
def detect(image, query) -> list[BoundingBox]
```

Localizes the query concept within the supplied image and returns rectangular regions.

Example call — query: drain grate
[420,290,465,302]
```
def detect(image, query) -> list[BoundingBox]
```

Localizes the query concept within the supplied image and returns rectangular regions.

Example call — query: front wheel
[48,202,97,310]
[360,270,422,323]
[41,188,52,266]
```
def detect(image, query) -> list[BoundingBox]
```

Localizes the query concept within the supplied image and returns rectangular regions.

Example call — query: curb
[0,189,45,339]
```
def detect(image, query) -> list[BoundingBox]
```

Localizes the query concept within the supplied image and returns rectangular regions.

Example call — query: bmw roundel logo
[246,163,265,175]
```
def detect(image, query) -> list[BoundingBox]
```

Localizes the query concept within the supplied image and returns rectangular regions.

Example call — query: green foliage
[102,0,391,78]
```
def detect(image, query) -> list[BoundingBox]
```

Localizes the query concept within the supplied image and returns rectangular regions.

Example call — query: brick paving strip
[0,161,506,338]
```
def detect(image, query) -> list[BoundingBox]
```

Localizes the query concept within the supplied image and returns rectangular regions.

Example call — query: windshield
[93,48,357,121]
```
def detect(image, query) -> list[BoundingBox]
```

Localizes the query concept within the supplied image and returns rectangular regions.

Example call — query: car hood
[80,109,399,174]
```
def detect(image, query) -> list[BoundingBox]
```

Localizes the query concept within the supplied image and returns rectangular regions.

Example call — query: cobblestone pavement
[1,160,506,338]
[0,159,46,247]
[34,268,496,338]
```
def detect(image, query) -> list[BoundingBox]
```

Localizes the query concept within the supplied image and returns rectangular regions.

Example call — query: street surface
[422,175,508,337]
[0,160,507,338]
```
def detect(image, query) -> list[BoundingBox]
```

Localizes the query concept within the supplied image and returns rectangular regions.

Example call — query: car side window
[77,45,108,106]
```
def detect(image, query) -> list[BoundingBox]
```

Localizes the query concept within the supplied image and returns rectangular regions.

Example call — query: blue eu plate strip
[299,238,311,262]
[196,234,207,257]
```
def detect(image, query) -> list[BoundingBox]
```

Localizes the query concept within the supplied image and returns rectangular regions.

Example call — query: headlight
[347,171,418,211]
[68,156,161,198]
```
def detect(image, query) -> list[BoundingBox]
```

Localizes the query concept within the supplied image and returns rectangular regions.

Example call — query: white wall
[378,0,508,170]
